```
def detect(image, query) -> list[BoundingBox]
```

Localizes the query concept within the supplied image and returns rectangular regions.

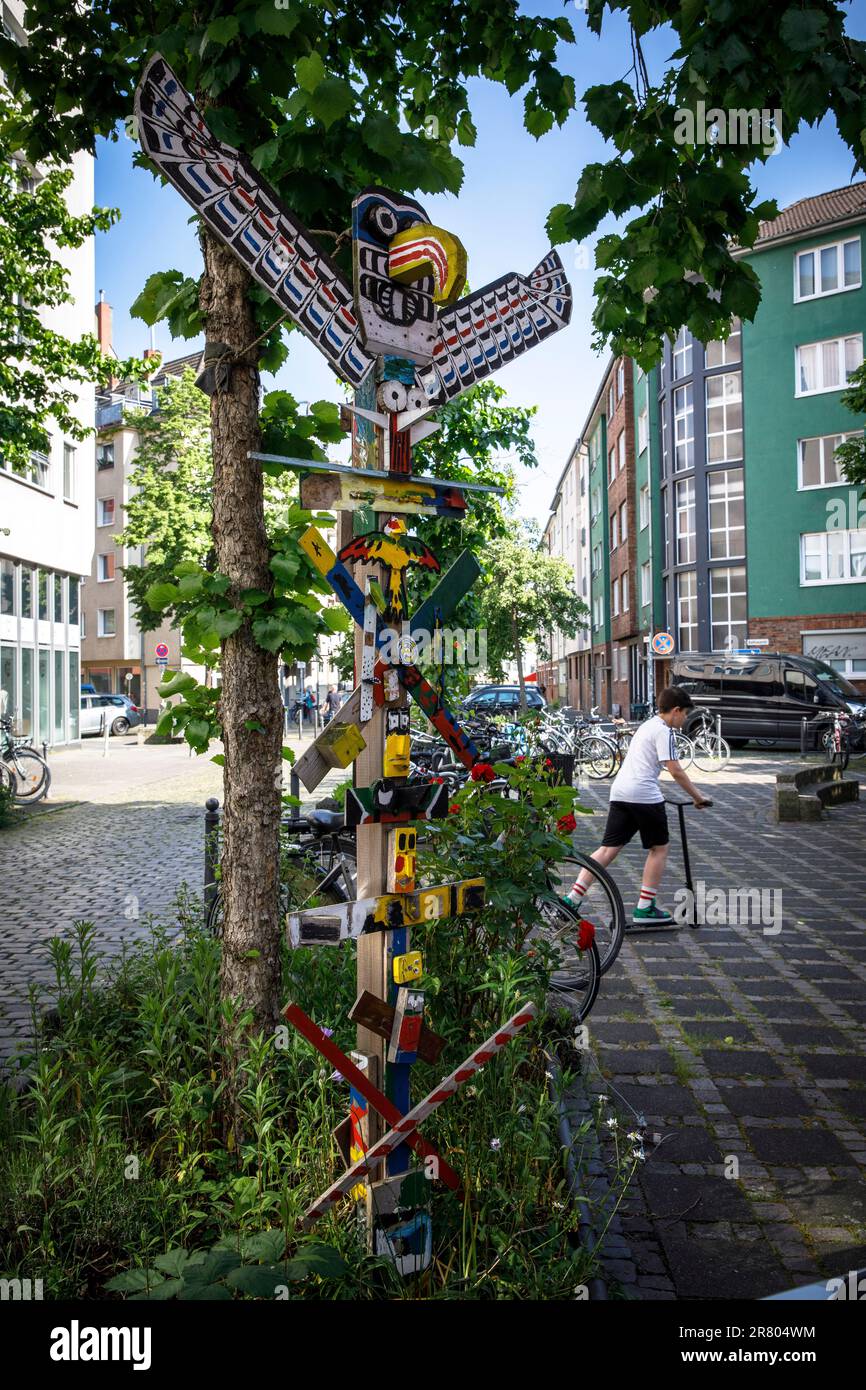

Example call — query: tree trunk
[512,609,527,711]
[201,231,283,1082]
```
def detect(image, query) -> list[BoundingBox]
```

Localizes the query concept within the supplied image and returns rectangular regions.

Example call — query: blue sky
[95,0,866,525]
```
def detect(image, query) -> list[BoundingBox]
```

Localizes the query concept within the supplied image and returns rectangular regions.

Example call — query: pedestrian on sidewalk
[564,686,711,925]
[323,686,341,725]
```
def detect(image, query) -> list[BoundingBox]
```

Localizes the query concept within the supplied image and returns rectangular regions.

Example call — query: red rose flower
[557,812,577,834]
[544,758,553,769]
[470,762,495,783]
[515,755,526,763]
[429,776,445,784]
[578,919,595,950]
[449,803,460,815]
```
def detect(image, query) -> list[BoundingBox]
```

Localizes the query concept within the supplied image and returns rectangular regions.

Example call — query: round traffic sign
[651,631,675,656]
[155,642,169,659]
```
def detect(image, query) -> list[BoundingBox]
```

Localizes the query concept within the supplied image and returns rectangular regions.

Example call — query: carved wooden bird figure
[338,516,440,622]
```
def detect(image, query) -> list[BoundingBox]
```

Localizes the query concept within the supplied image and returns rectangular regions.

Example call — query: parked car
[461,684,546,714]
[80,694,143,737]
[80,682,97,695]
[671,653,866,748]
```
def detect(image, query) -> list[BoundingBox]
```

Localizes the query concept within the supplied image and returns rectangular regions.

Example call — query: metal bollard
[800,717,808,759]
[204,797,220,925]
[716,714,721,745]
[290,770,300,821]
[102,710,110,758]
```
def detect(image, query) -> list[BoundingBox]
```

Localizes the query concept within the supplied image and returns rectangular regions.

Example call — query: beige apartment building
[80,301,206,717]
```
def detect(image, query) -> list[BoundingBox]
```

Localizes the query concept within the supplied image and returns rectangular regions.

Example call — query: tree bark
[201,231,283,1082]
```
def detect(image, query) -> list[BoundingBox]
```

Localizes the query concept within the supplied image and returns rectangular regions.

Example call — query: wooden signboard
[349,988,445,1065]
[301,470,469,520]
[286,877,484,947]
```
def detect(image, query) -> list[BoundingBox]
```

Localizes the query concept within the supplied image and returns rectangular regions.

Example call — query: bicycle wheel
[693,736,730,774]
[578,735,617,779]
[547,852,626,975]
[5,748,50,802]
[292,834,357,902]
[526,899,601,1022]
[673,733,693,769]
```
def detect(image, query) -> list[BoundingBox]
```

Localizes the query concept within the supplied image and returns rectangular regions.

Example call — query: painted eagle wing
[338,534,381,565]
[134,55,374,389]
[414,251,573,407]
[401,537,441,572]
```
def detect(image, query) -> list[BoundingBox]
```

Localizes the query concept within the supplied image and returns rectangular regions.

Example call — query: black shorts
[602,800,669,850]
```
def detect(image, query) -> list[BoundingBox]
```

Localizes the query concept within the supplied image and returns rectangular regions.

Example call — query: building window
[592,543,601,575]
[38,570,48,621]
[705,318,742,368]
[617,361,625,398]
[675,477,696,563]
[710,566,748,650]
[611,513,619,550]
[639,485,649,529]
[53,573,64,624]
[641,561,651,607]
[29,450,51,490]
[663,486,671,568]
[21,567,33,619]
[798,433,861,489]
[618,431,626,473]
[620,502,628,540]
[0,558,14,615]
[673,383,694,470]
[795,237,861,302]
[672,327,692,381]
[622,573,629,612]
[803,631,866,680]
[801,529,866,584]
[705,371,743,463]
[638,407,648,454]
[591,487,600,520]
[612,577,619,616]
[707,467,745,559]
[63,443,76,502]
[593,595,602,629]
[79,607,86,639]
[69,576,79,626]
[676,570,698,651]
[661,397,669,477]
[608,445,616,483]
[97,608,116,637]
[97,497,115,527]
[97,442,115,470]
[795,334,863,397]
[608,383,615,417]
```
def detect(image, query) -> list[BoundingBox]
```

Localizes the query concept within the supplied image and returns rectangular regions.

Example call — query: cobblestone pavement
[0,732,340,1064]
[562,755,866,1300]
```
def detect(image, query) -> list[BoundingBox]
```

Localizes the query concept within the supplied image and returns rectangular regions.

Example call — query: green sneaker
[631,902,674,926]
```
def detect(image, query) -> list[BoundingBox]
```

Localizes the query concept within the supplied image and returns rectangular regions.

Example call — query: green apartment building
[739,185,866,684]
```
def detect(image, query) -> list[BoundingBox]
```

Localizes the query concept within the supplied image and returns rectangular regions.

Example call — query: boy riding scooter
[565,687,712,925]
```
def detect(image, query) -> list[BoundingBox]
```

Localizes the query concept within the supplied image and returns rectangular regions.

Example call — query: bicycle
[677,709,730,773]
[0,714,51,803]
[821,709,854,771]
[206,807,356,936]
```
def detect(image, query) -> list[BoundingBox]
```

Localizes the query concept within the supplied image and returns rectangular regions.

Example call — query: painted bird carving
[339,517,440,622]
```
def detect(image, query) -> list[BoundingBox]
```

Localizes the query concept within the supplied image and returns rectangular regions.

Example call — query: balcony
[96,389,155,431]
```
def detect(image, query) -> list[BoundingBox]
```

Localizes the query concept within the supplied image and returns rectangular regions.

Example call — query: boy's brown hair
[658,686,694,713]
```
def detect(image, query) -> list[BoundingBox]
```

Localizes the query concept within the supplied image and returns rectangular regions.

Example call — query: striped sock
[637,885,655,909]
[566,881,588,906]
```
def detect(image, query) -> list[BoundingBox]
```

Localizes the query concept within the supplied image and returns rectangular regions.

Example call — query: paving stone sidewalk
[562,755,866,1300]
[0,734,341,1065]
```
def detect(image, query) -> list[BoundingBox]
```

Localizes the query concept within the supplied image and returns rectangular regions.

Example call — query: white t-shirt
[609,716,678,804]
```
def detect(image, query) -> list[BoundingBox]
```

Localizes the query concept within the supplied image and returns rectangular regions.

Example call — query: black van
[671,652,866,747]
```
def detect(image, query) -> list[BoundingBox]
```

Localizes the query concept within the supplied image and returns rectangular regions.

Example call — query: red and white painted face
[384,515,406,538]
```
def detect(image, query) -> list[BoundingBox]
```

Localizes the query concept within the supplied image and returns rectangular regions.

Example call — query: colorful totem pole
[135,56,571,1271]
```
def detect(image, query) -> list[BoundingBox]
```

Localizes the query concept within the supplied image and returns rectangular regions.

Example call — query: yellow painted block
[318,721,366,769]
[456,878,485,914]
[393,950,423,984]
[299,526,336,578]
[383,732,411,778]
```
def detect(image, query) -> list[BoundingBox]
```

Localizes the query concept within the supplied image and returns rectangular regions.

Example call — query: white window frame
[639,485,649,530]
[795,334,863,398]
[612,577,619,616]
[618,431,626,473]
[801,628,866,680]
[622,573,629,612]
[97,497,115,527]
[710,565,748,651]
[640,561,651,608]
[794,237,862,303]
[705,371,743,464]
[707,467,745,561]
[638,407,648,454]
[620,501,628,541]
[63,443,76,503]
[797,432,862,490]
[673,383,694,470]
[800,529,866,586]
[672,326,692,381]
[608,383,615,417]
[675,476,696,564]
[97,608,116,638]
[97,553,115,583]
[617,361,625,399]
[705,318,742,369]
[610,513,619,551]
[676,570,698,652]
